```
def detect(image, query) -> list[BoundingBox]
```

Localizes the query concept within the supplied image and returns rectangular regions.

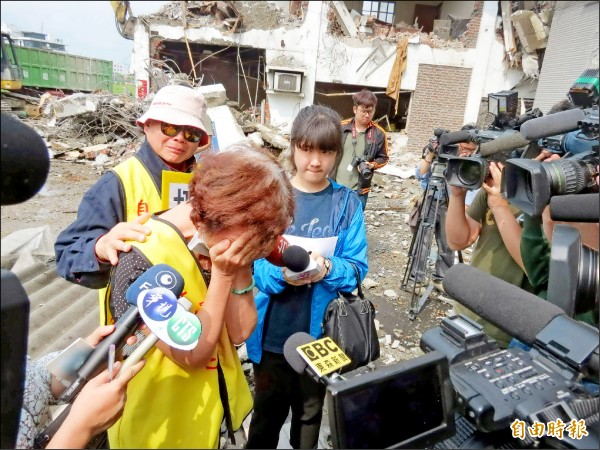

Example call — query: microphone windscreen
[443,264,565,345]
[283,332,314,374]
[520,108,585,140]
[479,132,530,157]
[550,194,599,222]
[1,113,50,205]
[439,130,471,146]
[282,245,311,272]
[125,264,185,305]
[265,236,290,267]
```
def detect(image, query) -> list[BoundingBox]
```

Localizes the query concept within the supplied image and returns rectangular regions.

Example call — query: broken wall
[405,64,472,153]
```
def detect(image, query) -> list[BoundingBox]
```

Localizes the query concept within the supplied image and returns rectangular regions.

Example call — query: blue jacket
[54,140,192,289]
[246,180,368,363]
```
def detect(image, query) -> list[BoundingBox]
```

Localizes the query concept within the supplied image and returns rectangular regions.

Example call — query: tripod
[401,161,461,320]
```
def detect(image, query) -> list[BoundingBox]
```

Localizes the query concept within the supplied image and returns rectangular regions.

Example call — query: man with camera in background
[411,125,479,291]
[331,89,389,210]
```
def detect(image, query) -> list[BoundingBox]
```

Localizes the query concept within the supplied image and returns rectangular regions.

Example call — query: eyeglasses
[160,122,205,143]
[357,107,375,116]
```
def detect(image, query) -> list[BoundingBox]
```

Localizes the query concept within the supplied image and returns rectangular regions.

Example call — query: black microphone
[442,264,566,345]
[282,245,311,272]
[283,332,340,385]
[550,194,600,222]
[479,131,530,157]
[281,245,322,281]
[439,130,471,147]
[520,108,586,140]
[1,112,50,205]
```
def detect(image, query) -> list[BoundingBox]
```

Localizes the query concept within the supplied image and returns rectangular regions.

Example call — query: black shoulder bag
[322,264,380,373]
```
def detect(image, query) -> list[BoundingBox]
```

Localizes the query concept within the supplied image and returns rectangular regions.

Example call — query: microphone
[59,264,184,403]
[124,263,185,304]
[439,130,471,147]
[283,332,340,385]
[119,296,194,374]
[550,194,600,222]
[265,236,290,267]
[281,245,322,281]
[479,131,530,157]
[1,112,50,205]
[442,264,566,345]
[520,108,586,140]
[33,264,185,448]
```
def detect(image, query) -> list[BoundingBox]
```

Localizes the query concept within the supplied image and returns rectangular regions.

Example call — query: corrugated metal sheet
[2,257,98,360]
[533,1,600,113]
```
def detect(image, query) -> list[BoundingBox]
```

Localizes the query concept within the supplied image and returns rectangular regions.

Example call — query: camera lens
[545,159,596,196]
[457,161,482,187]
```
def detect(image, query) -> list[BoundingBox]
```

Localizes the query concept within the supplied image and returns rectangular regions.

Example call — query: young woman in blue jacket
[245,105,368,448]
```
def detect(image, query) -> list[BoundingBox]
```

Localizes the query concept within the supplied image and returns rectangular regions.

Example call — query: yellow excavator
[110,1,137,40]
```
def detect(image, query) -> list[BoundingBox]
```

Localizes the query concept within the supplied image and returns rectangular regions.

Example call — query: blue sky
[1,1,169,69]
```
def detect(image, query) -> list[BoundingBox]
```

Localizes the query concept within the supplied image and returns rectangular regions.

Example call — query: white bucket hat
[137,85,209,134]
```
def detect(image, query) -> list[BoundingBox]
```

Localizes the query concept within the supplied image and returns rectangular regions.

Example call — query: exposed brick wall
[405,64,472,154]
[461,0,484,49]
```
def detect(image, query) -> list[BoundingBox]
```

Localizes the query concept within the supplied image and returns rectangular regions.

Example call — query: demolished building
[128,1,547,152]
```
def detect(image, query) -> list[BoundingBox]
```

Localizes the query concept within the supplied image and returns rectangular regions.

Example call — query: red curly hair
[189,143,294,253]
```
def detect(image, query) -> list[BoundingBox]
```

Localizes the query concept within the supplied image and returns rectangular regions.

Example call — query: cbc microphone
[1,112,50,205]
[283,332,340,385]
[520,108,586,140]
[266,236,290,267]
[282,245,322,281]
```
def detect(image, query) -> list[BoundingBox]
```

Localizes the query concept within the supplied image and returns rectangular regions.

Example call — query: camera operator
[411,125,479,289]
[331,89,389,210]
[520,150,599,326]
[446,159,532,348]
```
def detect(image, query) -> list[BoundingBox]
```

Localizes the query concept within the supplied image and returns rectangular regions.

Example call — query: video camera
[442,128,524,190]
[303,264,599,449]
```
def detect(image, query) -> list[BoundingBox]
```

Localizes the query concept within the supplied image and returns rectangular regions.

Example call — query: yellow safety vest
[98,156,191,325]
[107,218,253,448]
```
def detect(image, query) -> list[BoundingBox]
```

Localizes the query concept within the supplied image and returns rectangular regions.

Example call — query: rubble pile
[145,1,302,32]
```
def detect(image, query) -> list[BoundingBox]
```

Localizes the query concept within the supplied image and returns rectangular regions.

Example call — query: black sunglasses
[160,122,205,143]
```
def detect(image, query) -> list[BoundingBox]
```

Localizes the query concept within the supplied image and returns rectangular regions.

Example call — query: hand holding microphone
[281,245,327,286]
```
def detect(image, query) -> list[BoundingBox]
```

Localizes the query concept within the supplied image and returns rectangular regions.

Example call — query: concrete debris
[362,277,380,289]
[147,1,302,32]
[383,289,398,300]
[327,4,467,49]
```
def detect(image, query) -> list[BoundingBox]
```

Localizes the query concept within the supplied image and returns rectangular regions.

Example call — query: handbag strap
[348,262,365,299]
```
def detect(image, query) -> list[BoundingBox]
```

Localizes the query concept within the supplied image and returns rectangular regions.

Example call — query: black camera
[547,224,599,318]
[323,265,599,449]
[502,151,599,216]
[351,156,373,181]
[445,156,490,190]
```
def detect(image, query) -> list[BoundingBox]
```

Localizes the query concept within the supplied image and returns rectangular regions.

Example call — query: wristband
[230,277,255,295]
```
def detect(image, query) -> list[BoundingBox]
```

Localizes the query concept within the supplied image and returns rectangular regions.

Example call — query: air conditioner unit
[274,71,302,93]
